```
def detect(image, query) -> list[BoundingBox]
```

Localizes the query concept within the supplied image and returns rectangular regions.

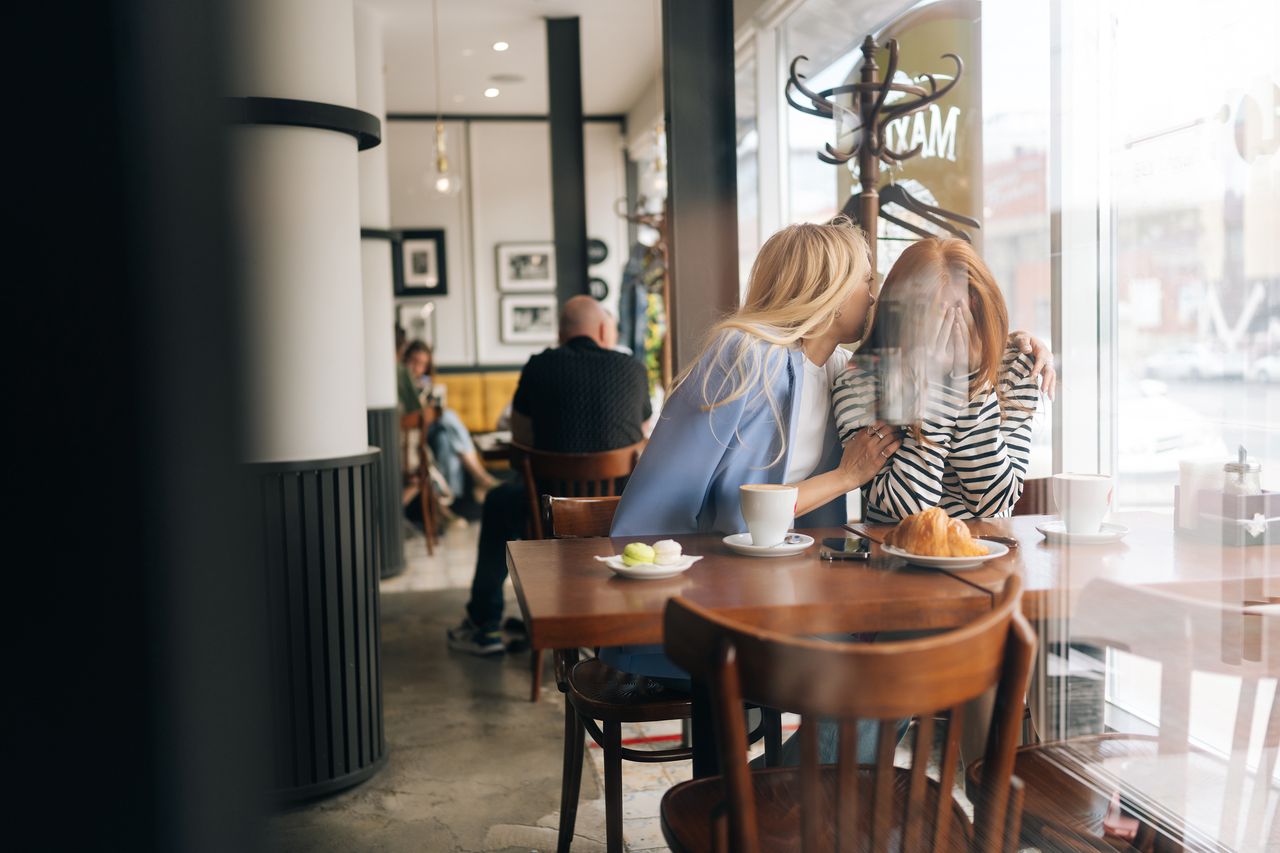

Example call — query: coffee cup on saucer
[1052,473,1113,535]
[739,483,798,547]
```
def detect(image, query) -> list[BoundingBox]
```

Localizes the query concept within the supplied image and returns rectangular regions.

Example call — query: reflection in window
[1112,0,1279,509]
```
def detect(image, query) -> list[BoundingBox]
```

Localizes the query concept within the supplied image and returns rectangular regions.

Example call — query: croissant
[884,507,986,557]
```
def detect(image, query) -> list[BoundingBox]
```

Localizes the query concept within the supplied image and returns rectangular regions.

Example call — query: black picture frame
[393,229,448,297]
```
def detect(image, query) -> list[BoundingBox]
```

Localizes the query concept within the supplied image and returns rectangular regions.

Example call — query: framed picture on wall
[396,301,437,351]
[496,242,555,292]
[394,229,448,297]
[500,295,558,344]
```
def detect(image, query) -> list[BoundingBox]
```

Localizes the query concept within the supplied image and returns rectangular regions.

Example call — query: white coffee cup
[739,483,798,547]
[1052,473,1114,535]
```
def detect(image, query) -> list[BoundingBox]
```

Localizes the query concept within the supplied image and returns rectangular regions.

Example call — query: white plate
[594,553,702,580]
[880,540,1009,570]
[721,533,815,557]
[1035,520,1129,545]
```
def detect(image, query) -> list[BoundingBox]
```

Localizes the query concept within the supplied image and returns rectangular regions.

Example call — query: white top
[785,348,850,483]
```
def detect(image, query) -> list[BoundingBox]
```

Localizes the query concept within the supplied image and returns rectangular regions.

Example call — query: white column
[229,0,369,463]
[355,5,397,411]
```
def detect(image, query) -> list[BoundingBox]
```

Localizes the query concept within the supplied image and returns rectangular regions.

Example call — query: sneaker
[447,618,504,656]
[502,616,528,637]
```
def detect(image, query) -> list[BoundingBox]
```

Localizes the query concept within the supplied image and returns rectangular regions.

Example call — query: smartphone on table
[820,536,871,561]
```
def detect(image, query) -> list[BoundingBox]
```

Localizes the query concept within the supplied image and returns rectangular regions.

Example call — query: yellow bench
[436,371,521,435]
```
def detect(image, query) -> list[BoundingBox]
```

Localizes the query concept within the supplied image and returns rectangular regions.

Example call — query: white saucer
[881,541,1009,571]
[594,553,702,580]
[1035,520,1128,545]
[721,533,815,557]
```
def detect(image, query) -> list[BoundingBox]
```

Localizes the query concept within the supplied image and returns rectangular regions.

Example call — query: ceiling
[362,0,661,116]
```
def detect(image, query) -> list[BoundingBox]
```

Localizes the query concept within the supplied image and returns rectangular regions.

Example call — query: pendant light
[430,0,463,196]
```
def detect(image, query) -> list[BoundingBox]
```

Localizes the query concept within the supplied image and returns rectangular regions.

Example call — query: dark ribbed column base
[367,407,405,579]
[250,449,386,804]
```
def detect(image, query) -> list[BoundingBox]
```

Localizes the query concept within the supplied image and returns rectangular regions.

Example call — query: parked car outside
[1248,354,1280,382]
[1143,344,1246,381]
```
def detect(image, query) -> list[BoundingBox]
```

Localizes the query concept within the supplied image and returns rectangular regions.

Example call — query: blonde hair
[672,218,872,466]
[865,238,1017,442]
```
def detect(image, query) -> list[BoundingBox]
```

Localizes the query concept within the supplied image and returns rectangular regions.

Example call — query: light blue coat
[611,330,847,538]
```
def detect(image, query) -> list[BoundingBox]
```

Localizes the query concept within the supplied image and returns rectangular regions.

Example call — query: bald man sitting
[449,296,651,655]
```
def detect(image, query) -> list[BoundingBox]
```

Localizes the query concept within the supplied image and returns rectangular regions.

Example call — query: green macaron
[621,542,656,566]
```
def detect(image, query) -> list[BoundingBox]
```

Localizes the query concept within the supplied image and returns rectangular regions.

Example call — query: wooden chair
[545,496,781,853]
[510,441,644,700]
[512,440,645,540]
[661,574,1035,853]
[1013,476,1051,516]
[542,495,622,539]
[399,410,439,556]
[968,580,1279,852]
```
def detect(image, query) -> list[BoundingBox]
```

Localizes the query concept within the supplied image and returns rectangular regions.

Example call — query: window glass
[1112,0,1280,508]
[737,56,759,299]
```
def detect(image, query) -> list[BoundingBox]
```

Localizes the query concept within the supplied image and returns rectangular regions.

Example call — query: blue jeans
[427,407,476,497]
[601,644,909,765]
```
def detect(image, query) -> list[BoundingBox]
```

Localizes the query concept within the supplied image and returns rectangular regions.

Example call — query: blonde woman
[611,219,902,539]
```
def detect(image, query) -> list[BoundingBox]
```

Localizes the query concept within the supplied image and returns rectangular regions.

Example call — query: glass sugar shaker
[1223,445,1261,497]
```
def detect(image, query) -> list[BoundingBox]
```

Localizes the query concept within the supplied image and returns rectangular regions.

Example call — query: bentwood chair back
[1012,477,1051,516]
[399,409,438,555]
[662,574,1034,853]
[512,441,643,702]
[970,580,1279,851]
[510,440,644,540]
[542,495,622,539]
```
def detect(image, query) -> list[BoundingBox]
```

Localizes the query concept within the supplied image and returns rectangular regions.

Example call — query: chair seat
[565,658,692,723]
[661,765,973,853]
[968,734,1170,852]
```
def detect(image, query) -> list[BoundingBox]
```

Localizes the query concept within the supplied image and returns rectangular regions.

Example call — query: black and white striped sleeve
[863,380,969,522]
[831,363,877,443]
[946,350,1039,517]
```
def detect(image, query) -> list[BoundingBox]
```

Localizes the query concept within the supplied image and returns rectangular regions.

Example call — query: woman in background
[399,341,497,503]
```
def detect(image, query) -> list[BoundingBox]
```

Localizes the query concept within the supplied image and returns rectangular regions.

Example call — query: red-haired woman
[833,238,1047,521]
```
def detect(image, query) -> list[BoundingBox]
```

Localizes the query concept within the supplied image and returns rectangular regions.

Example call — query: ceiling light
[492,41,509,52]
[483,87,500,98]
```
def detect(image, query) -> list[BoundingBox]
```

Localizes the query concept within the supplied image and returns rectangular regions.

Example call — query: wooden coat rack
[786,35,966,272]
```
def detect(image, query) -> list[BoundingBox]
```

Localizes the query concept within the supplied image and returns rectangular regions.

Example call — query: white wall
[386,117,629,367]
[386,120,475,366]
[584,122,629,323]
[469,121,555,365]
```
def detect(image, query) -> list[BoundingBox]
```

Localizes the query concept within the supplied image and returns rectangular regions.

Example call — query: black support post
[662,0,739,371]
[546,17,588,306]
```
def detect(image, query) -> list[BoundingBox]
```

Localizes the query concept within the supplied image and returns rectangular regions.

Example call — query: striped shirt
[832,347,1039,521]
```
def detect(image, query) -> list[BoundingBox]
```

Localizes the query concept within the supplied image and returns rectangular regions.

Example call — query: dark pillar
[663,0,739,371]
[546,17,588,306]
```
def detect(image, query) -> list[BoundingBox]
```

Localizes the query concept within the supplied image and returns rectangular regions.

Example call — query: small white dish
[594,553,702,580]
[881,541,1009,570]
[1035,520,1129,545]
[721,532,815,557]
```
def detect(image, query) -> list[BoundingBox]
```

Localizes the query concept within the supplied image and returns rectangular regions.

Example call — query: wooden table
[507,512,1280,782]
[508,526,994,653]
[509,523,994,778]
